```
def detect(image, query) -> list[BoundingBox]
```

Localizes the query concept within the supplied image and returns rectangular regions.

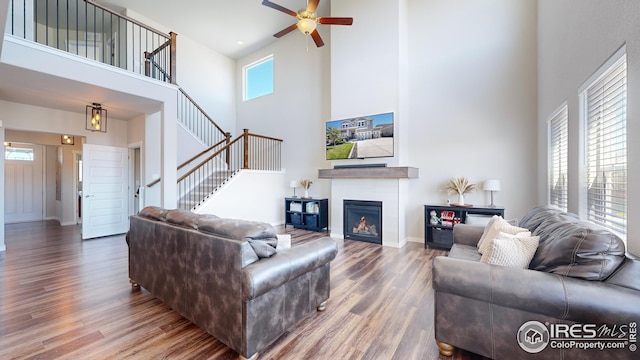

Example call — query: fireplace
[343,200,382,244]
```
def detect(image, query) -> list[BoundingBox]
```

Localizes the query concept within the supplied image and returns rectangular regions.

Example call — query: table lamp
[483,180,501,208]
[290,180,299,197]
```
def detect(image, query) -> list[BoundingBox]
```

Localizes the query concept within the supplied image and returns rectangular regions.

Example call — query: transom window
[243,55,274,101]
[5,147,34,161]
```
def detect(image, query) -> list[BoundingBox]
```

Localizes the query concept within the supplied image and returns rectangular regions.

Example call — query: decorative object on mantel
[289,180,299,197]
[86,102,107,133]
[299,179,313,198]
[483,179,501,208]
[61,135,74,145]
[446,177,476,206]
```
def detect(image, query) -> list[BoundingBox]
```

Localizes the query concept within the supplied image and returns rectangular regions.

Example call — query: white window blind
[584,54,627,236]
[549,105,568,211]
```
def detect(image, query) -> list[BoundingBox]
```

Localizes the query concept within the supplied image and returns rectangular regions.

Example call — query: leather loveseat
[127,206,338,360]
[433,206,640,359]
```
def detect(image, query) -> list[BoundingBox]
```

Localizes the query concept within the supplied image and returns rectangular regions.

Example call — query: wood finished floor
[0,221,487,360]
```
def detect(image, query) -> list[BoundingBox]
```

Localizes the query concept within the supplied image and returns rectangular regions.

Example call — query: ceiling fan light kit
[297,18,317,34]
[262,0,353,48]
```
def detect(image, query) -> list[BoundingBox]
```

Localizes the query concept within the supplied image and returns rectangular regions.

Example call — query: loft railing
[177,88,227,147]
[176,129,283,210]
[6,0,176,84]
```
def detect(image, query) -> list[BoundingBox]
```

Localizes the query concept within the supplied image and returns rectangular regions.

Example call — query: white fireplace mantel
[318,166,418,179]
[321,167,417,248]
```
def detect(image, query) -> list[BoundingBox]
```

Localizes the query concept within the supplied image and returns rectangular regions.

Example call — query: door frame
[128,141,143,216]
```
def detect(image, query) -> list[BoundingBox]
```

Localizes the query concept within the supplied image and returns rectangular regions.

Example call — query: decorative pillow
[198,218,278,258]
[477,216,529,254]
[138,206,168,221]
[248,239,278,258]
[276,234,292,252]
[481,232,540,268]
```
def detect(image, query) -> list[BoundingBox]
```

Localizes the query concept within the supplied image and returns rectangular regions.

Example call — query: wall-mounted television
[325,112,394,160]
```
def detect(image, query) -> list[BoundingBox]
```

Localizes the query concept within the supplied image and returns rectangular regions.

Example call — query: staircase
[5,0,283,210]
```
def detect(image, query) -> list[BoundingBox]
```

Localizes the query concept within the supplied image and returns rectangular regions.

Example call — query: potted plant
[446,177,476,205]
[299,179,313,199]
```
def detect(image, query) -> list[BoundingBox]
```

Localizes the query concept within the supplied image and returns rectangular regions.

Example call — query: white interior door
[4,144,44,223]
[82,144,129,239]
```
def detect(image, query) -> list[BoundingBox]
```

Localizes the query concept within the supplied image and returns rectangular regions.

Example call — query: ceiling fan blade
[273,23,299,38]
[307,0,320,13]
[262,0,297,17]
[318,17,353,25]
[310,29,325,47]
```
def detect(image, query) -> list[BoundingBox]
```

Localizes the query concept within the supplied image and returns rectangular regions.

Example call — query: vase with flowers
[446,177,476,206]
[299,179,313,199]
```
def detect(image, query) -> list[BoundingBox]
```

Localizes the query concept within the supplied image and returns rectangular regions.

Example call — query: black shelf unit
[285,198,329,232]
[424,204,504,250]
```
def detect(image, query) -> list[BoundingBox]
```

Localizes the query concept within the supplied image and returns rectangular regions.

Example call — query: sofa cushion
[477,216,529,254]
[198,218,278,257]
[448,244,482,261]
[166,209,200,229]
[519,205,563,233]
[529,220,626,280]
[138,206,168,221]
[480,231,540,268]
[605,258,640,291]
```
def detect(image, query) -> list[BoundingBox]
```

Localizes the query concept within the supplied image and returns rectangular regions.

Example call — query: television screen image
[325,112,394,160]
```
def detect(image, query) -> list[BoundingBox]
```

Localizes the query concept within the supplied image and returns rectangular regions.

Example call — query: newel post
[144,51,151,77]
[243,129,250,169]
[225,132,231,166]
[169,32,177,84]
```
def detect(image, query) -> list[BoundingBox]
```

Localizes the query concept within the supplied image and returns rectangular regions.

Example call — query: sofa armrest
[242,237,338,300]
[432,256,640,324]
[452,224,484,247]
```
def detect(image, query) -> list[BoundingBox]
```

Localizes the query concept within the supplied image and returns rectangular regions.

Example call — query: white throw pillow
[477,216,529,254]
[276,234,291,252]
[480,231,540,268]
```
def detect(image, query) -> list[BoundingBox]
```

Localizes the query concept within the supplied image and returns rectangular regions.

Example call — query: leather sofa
[127,206,338,360]
[433,206,640,359]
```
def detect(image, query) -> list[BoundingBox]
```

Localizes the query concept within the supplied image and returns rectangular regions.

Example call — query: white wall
[195,170,285,226]
[124,9,237,135]
[235,17,332,210]
[236,0,538,241]
[407,0,538,234]
[537,0,640,256]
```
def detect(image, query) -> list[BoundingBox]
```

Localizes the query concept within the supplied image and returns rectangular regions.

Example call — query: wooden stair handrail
[177,134,231,171]
[179,88,226,135]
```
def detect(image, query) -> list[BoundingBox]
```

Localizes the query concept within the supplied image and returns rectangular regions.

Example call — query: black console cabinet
[424,204,504,250]
[285,198,328,232]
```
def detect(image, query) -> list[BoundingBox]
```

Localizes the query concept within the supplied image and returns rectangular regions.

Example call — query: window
[5,147,34,161]
[243,55,274,101]
[548,104,568,211]
[580,48,627,237]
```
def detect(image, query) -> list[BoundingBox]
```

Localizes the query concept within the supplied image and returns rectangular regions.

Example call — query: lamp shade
[290,180,299,188]
[483,180,501,192]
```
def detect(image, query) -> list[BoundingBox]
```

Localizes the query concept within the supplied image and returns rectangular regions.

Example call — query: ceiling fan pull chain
[306,35,309,52]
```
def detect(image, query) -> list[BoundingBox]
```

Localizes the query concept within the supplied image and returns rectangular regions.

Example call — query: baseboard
[406,236,424,244]
[330,232,344,239]
[60,221,76,226]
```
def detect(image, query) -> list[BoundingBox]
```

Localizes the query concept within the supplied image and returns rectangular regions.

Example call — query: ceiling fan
[262,0,353,48]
